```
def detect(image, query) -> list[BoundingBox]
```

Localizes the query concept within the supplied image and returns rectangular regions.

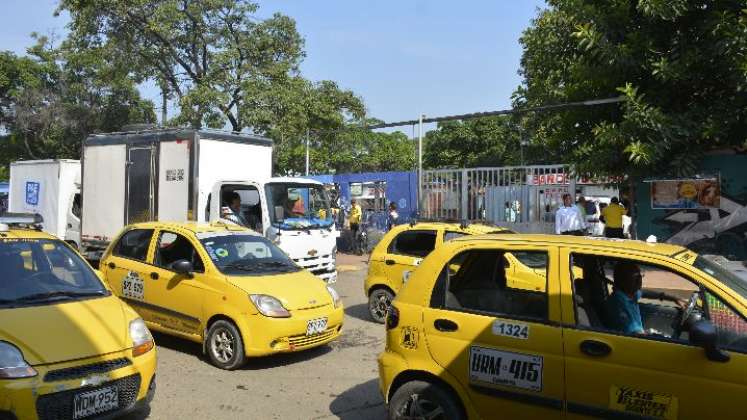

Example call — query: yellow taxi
[365,222,513,322]
[100,221,344,370]
[379,234,747,419]
[0,214,156,420]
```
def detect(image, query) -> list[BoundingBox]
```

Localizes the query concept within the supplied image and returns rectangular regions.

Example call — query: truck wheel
[206,320,246,370]
[389,380,464,420]
[368,288,394,324]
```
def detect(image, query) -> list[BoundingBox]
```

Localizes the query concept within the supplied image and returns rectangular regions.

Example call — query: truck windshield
[199,233,301,276]
[0,239,108,308]
[694,256,747,300]
[265,182,334,230]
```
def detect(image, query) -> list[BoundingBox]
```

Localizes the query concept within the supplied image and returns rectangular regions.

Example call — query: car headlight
[250,294,291,318]
[130,318,154,357]
[0,341,36,379]
[326,286,342,308]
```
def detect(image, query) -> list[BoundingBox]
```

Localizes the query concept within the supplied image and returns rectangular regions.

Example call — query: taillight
[385,304,400,330]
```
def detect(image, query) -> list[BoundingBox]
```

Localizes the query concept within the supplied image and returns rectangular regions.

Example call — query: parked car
[100,221,344,369]
[379,234,747,419]
[364,222,513,323]
[0,214,156,420]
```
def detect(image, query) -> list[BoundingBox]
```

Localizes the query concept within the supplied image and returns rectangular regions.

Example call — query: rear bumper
[0,348,156,420]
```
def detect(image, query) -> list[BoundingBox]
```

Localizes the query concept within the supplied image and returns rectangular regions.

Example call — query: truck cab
[209,177,339,283]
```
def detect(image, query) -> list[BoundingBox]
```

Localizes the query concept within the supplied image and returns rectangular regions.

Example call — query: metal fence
[420,165,575,233]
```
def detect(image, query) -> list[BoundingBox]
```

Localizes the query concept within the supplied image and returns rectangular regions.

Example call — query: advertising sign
[650,178,720,209]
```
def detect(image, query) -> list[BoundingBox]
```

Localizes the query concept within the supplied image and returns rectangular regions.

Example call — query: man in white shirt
[555,193,587,235]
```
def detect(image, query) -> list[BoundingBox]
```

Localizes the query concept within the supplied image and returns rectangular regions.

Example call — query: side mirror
[171,260,194,277]
[689,320,730,363]
[274,206,285,222]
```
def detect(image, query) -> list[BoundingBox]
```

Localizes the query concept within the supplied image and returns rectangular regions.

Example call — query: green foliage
[423,116,531,169]
[516,0,747,179]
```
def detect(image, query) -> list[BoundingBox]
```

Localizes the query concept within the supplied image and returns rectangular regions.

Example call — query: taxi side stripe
[121,297,200,324]
[566,401,656,420]
[469,384,563,410]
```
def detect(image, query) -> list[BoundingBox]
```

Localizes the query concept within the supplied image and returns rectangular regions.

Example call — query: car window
[444,231,467,242]
[154,231,205,273]
[570,254,700,342]
[113,229,154,262]
[704,291,747,353]
[388,230,437,257]
[432,249,549,321]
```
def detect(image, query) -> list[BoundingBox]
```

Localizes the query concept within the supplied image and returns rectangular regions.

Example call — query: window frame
[153,230,206,274]
[112,228,155,263]
[387,229,438,258]
[430,247,554,325]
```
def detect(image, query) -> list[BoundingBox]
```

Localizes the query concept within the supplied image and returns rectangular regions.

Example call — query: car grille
[44,358,132,382]
[36,374,141,420]
[288,328,336,348]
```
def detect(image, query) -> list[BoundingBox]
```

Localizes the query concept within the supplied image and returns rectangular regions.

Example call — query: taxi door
[558,247,747,419]
[423,243,565,418]
[384,229,437,292]
[141,229,211,338]
[102,228,158,319]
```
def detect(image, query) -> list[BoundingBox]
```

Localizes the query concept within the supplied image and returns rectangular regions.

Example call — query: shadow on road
[344,303,376,324]
[327,379,386,420]
[151,331,206,361]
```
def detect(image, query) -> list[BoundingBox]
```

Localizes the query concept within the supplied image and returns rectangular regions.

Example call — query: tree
[515,0,747,179]
[0,36,155,163]
[422,116,529,169]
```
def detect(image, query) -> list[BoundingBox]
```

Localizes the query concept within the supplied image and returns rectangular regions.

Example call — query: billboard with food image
[650,178,720,209]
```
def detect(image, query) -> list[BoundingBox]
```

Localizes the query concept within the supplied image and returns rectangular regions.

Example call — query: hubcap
[210,328,235,363]
[396,393,445,420]
[371,293,391,319]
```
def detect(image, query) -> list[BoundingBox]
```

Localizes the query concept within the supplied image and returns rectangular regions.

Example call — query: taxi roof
[126,221,254,235]
[398,221,510,234]
[454,233,688,259]
[0,228,57,240]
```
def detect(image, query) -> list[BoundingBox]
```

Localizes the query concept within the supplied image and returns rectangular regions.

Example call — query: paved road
[140,254,387,420]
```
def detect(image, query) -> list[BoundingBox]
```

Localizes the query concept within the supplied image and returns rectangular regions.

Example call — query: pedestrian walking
[555,193,587,235]
[602,197,627,238]
[386,202,399,231]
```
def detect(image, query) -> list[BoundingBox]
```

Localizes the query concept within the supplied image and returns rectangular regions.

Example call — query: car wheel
[369,288,394,324]
[388,380,464,420]
[206,320,246,370]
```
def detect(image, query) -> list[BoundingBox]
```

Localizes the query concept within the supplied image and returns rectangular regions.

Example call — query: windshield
[0,239,108,308]
[199,233,301,276]
[265,182,333,230]
[694,256,747,300]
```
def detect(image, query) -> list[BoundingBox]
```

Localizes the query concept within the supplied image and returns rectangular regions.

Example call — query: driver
[603,261,685,335]
[221,191,248,227]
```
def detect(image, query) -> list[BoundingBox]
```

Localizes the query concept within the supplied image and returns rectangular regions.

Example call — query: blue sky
[0,0,546,133]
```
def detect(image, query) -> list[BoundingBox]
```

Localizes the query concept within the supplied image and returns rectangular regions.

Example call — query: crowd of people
[555,193,629,238]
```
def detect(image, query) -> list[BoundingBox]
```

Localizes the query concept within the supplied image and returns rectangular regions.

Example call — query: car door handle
[580,340,611,357]
[107,262,116,269]
[385,259,396,265]
[150,272,159,280]
[434,319,459,332]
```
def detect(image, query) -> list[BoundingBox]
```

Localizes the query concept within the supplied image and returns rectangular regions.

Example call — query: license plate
[73,386,118,419]
[306,318,328,336]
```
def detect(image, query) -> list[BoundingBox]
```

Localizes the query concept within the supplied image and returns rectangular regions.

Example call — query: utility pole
[417,114,424,214]
[161,86,168,126]
[305,128,310,176]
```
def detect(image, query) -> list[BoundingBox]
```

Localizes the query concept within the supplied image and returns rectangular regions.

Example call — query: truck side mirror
[274,206,285,222]
[171,260,194,278]
[689,320,730,363]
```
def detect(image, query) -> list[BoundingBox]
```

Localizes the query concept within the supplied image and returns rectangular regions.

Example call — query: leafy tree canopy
[515,0,747,179]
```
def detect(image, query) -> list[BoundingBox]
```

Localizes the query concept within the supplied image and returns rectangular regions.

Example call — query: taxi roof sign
[0,213,44,231]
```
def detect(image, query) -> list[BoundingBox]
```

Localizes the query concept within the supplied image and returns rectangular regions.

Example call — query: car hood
[0,295,132,366]
[227,270,334,311]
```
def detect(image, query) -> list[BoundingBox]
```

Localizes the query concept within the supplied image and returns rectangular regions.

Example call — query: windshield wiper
[14,290,107,302]
[220,262,261,272]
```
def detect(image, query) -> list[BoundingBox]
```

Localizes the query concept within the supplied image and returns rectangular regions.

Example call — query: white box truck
[81,128,338,282]
[8,159,82,247]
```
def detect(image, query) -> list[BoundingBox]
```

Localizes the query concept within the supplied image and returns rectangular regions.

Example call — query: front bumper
[292,253,337,283]
[241,304,344,357]
[0,347,156,420]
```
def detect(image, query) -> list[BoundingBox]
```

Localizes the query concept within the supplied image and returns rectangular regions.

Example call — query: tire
[369,288,395,324]
[206,320,246,370]
[388,380,464,420]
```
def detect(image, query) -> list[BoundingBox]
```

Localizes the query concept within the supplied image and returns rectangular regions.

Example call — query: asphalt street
[136,253,387,420]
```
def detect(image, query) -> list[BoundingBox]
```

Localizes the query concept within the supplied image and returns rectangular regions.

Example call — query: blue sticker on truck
[25,182,40,206]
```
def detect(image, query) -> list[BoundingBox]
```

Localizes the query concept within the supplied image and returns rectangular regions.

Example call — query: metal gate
[420,165,573,233]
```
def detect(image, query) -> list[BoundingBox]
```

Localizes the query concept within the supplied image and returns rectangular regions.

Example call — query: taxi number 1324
[492,321,529,339]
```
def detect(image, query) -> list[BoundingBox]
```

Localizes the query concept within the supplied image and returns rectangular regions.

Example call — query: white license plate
[73,386,118,419]
[306,318,328,336]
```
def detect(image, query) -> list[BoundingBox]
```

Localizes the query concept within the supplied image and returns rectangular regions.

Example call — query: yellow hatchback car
[365,222,512,323]
[0,214,156,420]
[379,234,747,420]
[100,221,344,370]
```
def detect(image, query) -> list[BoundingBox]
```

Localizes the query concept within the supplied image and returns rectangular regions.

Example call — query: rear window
[389,230,437,258]
[113,229,154,262]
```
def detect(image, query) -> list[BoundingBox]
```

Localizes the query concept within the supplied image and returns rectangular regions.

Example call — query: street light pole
[417,114,424,215]
[305,128,310,176]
